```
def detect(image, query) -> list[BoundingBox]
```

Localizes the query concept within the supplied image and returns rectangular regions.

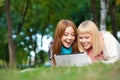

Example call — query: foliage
[116,0,120,5]
[0,0,120,68]
[0,62,120,80]
[0,6,8,67]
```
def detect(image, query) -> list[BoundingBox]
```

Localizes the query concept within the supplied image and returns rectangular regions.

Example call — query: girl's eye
[85,36,89,39]
[64,33,68,36]
[64,33,75,36]
[79,36,83,39]
[71,33,75,36]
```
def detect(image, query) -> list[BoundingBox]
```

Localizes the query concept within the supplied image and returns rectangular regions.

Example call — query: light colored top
[100,31,120,64]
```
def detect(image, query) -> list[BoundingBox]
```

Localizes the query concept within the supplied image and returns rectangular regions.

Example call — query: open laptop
[54,52,92,67]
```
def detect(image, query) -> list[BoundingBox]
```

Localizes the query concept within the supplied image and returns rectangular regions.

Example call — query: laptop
[54,52,92,67]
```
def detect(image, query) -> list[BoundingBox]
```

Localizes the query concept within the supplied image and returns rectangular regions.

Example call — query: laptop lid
[54,52,92,67]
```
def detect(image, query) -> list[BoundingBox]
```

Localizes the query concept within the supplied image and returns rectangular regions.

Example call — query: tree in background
[91,0,99,26]
[5,0,16,69]
[100,0,109,31]
[0,0,120,69]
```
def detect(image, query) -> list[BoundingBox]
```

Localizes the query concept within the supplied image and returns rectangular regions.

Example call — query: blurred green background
[0,0,120,69]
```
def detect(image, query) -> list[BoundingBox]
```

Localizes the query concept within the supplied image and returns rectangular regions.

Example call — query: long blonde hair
[77,20,104,55]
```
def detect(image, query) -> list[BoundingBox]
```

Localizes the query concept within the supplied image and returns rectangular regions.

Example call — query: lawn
[0,62,120,80]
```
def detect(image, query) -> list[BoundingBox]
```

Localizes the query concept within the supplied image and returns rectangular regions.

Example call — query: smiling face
[78,33,92,50]
[61,26,75,48]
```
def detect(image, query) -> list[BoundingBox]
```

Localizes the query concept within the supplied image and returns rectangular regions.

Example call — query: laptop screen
[54,52,92,67]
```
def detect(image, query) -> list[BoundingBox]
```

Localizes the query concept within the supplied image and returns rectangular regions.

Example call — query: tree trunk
[17,0,29,34]
[5,0,16,69]
[100,0,109,31]
[109,0,117,39]
[91,0,98,26]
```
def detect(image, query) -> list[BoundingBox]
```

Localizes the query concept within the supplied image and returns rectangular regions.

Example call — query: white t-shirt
[100,31,120,64]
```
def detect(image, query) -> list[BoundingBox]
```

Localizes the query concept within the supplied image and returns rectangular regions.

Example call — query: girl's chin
[64,45,71,48]
[84,46,92,50]
[84,47,90,50]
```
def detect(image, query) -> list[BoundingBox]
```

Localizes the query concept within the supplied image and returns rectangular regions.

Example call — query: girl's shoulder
[100,31,111,35]
[100,31,113,38]
[49,40,54,45]
[48,40,54,60]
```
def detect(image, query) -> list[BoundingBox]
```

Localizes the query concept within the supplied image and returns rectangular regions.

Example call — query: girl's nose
[81,38,86,43]
[68,35,73,39]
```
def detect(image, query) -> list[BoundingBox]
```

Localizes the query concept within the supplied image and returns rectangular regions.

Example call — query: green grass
[0,62,120,80]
